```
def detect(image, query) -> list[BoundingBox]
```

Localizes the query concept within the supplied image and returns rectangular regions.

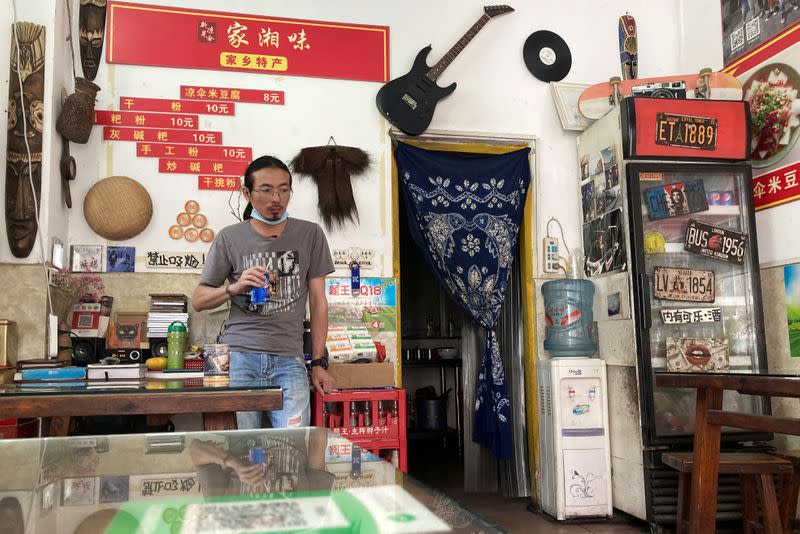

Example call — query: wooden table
[0,381,282,436]
[656,372,800,534]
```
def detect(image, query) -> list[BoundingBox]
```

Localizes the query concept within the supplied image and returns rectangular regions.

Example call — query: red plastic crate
[0,418,38,439]
[313,388,407,473]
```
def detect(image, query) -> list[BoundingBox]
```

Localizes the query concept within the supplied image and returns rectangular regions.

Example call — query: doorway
[390,131,538,498]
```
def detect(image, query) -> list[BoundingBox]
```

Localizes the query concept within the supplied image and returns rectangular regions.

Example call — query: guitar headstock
[484,5,514,18]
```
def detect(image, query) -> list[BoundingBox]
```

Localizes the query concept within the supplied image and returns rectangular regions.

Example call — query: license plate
[644,179,709,220]
[660,307,721,324]
[653,266,715,302]
[655,112,718,150]
[684,219,747,265]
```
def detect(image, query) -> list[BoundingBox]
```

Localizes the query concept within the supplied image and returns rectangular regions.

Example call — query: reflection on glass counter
[0,428,497,533]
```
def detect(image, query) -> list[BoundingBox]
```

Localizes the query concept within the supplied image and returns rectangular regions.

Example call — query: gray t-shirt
[199,218,334,356]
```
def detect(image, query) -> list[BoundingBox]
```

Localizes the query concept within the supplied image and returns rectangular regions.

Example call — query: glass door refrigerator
[576,96,769,532]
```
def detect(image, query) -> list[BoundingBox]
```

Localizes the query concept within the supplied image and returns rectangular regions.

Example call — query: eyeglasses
[251,187,291,198]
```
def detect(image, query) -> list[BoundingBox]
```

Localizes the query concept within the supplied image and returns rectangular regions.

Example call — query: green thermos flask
[166,321,187,370]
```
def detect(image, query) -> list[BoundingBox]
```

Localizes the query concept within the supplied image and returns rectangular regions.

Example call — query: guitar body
[375,46,456,135]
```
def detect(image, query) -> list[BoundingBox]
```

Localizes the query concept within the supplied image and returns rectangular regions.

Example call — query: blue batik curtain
[395,142,531,459]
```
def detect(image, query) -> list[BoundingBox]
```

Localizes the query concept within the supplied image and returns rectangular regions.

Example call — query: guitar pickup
[401,94,418,110]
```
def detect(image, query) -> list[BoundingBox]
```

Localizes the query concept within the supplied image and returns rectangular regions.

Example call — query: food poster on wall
[726,25,800,266]
[784,263,800,356]
[721,0,800,68]
[325,277,397,363]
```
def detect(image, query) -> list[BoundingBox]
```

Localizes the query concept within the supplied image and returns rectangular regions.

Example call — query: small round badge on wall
[523,30,572,82]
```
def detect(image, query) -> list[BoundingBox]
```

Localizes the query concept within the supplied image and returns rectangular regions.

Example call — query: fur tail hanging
[290,145,370,231]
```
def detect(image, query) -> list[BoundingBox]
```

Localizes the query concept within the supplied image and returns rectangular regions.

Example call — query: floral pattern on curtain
[395,142,531,459]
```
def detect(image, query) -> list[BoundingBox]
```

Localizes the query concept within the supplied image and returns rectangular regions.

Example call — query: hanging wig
[290,144,370,231]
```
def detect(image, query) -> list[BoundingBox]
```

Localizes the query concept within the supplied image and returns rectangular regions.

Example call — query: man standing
[192,155,335,429]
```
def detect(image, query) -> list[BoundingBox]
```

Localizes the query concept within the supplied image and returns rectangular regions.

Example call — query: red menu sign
[199,176,241,191]
[120,97,235,115]
[107,2,390,82]
[103,127,222,144]
[95,110,198,129]
[181,86,284,105]
[752,160,800,211]
[159,159,249,175]
[137,143,251,160]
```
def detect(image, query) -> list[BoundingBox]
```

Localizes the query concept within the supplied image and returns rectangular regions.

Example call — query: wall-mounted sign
[130,473,200,498]
[752,160,800,211]
[684,219,747,264]
[145,251,207,270]
[159,159,248,175]
[653,266,715,303]
[137,143,251,160]
[181,85,285,105]
[120,96,235,115]
[332,248,375,269]
[666,337,729,372]
[103,127,222,144]
[660,307,722,325]
[95,110,199,129]
[199,176,240,191]
[107,2,390,82]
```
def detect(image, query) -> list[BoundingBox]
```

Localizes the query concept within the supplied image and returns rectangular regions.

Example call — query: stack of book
[147,294,189,338]
[86,363,146,388]
[14,364,87,388]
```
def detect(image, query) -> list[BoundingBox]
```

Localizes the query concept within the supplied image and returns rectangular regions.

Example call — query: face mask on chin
[250,206,288,226]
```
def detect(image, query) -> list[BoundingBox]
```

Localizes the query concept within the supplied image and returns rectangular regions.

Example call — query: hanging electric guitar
[376,5,514,136]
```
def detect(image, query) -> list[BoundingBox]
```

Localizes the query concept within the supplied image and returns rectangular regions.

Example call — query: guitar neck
[426,14,491,81]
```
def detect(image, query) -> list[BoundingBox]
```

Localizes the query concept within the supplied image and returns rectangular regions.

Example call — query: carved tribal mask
[6,22,45,258]
[79,0,107,81]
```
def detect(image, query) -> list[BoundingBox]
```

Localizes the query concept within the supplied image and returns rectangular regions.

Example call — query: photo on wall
[70,245,104,273]
[583,209,626,277]
[784,263,800,356]
[106,246,135,272]
[581,181,595,223]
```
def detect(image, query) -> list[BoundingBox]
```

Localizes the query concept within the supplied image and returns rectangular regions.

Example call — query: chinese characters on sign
[752,160,800,211]
[181,85,284,104]
[107,2,390,82]
[158,159,248,175]
[120,96,235,115]
[94,110,199,129]
[136,143,251,160]
[145,251,206,270]
[131,474,200,498]
[660,307,722,325]
[103,127,222,144]
[198,176,240,191]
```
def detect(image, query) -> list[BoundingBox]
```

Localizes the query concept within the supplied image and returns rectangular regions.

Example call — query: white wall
[0,0,687,279]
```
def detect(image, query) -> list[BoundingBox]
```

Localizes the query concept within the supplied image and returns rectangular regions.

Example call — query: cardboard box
[328,362,395,388]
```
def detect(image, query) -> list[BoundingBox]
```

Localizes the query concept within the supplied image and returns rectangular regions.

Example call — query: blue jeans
[229,352,310,429]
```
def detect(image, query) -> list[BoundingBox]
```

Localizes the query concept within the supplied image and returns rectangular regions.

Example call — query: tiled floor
[409,447,650,533]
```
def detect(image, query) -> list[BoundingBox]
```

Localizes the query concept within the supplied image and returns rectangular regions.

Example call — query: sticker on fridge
[684,219,748,265]
[644,179,709,220]
[666,337,729,372]
[653,266,715,303]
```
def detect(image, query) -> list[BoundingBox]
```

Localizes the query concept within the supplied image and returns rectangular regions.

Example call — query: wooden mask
[6,22,46,258]
[79,0,107,81]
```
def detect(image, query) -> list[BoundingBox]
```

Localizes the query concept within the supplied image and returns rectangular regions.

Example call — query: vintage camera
[103,347,146,362]
[71,336,106,366]
[630,80,686,99]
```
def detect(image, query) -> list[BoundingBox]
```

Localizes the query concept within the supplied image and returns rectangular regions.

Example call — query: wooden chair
[662,451,794,534]
[768,451,800,534]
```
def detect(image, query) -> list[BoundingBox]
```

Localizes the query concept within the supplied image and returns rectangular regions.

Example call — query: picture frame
[549,82,593,131]
[61,477,96,506]
[51,238,64,269]
[40,481,55,516]
[70,245,104,273]
[99,475,130,504]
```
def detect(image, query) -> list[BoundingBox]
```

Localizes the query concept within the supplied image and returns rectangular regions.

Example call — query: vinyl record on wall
[523,30,572,82]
